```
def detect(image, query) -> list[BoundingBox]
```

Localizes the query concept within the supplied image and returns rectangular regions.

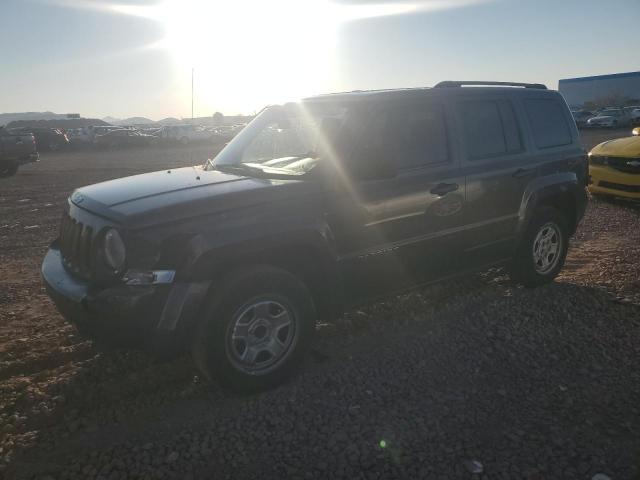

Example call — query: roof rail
[434,81,547,90]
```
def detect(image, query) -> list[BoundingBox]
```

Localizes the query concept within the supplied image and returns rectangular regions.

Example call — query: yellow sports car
[588,129,640,199]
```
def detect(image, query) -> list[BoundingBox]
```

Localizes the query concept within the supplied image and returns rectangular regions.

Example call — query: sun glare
[61,0,491,115]
[113,0,342,114]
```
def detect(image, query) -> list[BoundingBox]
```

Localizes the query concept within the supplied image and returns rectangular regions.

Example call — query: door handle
[430,182,459,196]
[512,167,534,179]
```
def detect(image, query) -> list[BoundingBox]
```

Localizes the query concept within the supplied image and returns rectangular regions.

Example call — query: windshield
[208,101,356,177]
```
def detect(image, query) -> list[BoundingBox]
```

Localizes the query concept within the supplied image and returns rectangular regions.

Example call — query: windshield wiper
[214,163,270,177]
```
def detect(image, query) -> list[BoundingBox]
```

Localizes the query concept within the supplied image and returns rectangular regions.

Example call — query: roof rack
[434,81,547,90]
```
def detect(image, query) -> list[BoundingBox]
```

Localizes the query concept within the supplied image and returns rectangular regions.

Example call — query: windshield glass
[208,101,357,177]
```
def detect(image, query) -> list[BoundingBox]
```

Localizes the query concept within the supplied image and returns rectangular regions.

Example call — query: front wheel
[509,207,568,288]
[192,265,316,392]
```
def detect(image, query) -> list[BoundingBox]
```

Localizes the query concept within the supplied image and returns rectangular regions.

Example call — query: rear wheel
[192,265,316,392]
[509,207,568,288]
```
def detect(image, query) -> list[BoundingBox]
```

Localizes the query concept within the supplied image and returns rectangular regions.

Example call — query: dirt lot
[1,130,639,479]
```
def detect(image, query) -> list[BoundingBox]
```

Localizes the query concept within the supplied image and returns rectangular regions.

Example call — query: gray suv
[42,81,588,391]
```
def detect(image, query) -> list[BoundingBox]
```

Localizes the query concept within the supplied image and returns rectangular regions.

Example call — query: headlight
[103,228,126,273]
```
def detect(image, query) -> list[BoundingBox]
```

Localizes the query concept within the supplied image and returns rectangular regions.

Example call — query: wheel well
[208,246,339,321]
[539,192,577,235]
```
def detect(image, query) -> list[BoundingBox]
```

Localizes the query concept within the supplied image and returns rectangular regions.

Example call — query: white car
[586,109,632,128]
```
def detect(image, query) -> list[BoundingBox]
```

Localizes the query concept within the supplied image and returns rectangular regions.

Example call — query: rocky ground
[0,131,639,479]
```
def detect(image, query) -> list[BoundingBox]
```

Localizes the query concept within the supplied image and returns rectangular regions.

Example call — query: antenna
[191,68,194,121]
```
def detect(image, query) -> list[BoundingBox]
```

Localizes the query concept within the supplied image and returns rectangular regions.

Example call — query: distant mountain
[102,116,155,125]
[119,117,155,125]
[0,111,68,125]
[7,118,109,129]
[101,116,121,124]
[157,117,181,125]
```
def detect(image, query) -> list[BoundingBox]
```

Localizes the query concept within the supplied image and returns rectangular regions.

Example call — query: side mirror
[347,148,397,181]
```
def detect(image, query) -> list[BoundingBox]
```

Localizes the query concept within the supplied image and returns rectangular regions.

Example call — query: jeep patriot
[42,81,588,390]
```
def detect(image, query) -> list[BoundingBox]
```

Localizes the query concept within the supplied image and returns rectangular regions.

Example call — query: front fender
[179,216,339,281]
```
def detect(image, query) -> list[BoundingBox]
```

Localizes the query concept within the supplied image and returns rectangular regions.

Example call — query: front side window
[389,103,449,169]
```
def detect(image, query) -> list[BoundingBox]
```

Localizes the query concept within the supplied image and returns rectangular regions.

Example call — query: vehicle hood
[70,166,319,228]
[590,136,640,157]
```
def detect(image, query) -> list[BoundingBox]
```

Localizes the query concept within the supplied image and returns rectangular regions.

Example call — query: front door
[330,99,468,300]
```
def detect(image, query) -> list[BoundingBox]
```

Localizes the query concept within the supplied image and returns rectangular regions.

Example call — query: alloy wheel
[225,298,297,375]
[532,222,562,274]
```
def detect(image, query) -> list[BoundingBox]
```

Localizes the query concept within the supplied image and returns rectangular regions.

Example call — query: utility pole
[191,67,194,121]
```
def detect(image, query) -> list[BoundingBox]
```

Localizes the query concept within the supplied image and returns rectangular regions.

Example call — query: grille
[59,212,94,278]
[598,181,640,193]
[590,156,640,174]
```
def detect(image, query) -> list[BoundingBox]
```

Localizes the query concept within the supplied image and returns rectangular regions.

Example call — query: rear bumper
[589,165,640,199]
[42,244,208,350]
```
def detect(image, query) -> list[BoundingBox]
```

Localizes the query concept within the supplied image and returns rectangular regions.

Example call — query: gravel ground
[1,130,639,479]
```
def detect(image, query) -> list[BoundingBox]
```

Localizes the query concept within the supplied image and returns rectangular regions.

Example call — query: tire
[509,207,569,288]
[0,161,19,178]
[192,265,316,392]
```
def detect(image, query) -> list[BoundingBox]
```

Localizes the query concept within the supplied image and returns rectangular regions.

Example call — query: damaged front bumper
[41,243,208,351]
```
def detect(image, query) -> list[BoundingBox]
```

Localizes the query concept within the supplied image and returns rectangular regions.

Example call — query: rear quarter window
[524,98,572,149]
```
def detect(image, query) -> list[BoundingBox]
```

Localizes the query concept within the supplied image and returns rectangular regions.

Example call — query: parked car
[571,110,593,127]
[42,81,587,391]
[210,124,245,144]
[588,132,640,199]
[66,127,93,146]
[0,126,38,177]
[586,108,632,128]
[10,127,69,151]
[94,129,156,148]
[160,125,214,144]
[629,108,640,125]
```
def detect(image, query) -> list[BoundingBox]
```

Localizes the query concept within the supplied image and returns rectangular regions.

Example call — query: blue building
[558,71,640,108]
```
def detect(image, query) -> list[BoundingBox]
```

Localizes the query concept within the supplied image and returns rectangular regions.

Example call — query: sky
[1,0,638,120]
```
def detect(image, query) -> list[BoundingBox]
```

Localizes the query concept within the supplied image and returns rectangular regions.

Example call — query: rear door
[332,98,468,298]
[454,94,532,265]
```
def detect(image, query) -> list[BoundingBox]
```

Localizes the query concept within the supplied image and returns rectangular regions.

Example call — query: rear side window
[389,103,449,169]
[459,100,522,160]
[524,99,572,148]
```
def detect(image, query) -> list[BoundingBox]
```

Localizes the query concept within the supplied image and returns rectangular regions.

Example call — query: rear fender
[516,172,580,238]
